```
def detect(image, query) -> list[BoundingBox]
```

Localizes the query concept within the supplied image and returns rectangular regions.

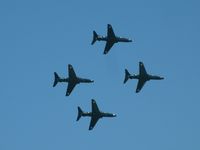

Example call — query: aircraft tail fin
[77,107,83,121]
[91,31,98,45]
[53,72,60,87]
[124,69,131,84]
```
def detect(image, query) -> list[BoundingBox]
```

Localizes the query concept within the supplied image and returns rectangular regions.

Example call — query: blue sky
[0,0,200,150]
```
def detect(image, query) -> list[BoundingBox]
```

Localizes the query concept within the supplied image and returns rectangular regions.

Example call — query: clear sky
[0,0,200,150]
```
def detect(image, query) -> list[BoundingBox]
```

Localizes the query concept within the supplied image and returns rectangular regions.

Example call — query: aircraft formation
[53,24,164,130]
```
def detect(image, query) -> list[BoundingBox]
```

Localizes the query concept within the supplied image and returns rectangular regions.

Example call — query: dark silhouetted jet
[53,64,94,96]
[77,99,116,130]
[124,62,164,93]
[91,24,132,54]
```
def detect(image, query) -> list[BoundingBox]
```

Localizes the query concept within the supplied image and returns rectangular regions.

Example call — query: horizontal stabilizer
[77,107,83,121]
[53,72,60,87]
[91,31,98,45]
[124,69,131,84]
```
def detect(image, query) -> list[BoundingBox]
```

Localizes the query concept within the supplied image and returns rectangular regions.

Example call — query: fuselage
[97,35,132,43]
[58,77,94,84]
[130,74,164,81]
[81,111,116,119]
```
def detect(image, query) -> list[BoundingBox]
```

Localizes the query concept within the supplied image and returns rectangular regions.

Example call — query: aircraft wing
[136,79,146,93]
[66,82,77,96]
[91,99,100,113]
[103,24,116,54]
[68,64,77,79]
[89,116,99,130]
[139,62,147,75]
[104,41,115,54]
[107,24,116,38]
[88,99,101,130]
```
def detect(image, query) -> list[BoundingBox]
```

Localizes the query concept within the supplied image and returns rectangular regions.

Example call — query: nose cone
[129,39,133,42]
[90,80,94,83]
[84,79,94,83]
[113,114,117,117]
[160,77,164,80]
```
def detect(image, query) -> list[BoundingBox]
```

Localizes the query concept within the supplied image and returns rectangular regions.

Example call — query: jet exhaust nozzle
[91,31,98,45]
[124,69,131,84]
[53,72,60,87]
[77,107,83,121]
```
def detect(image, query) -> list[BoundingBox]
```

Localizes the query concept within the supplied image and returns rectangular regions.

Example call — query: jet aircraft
[53,64,94,96]
[124,62,164,93]
[77,99,116,130]
[91,24,132,54]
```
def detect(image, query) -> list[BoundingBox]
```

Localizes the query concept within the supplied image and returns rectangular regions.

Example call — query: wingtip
[66,92,70,96]
[107,24,112,28]
[136,89,140,93]
[68,64,73,68]
[89,127,93,130]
